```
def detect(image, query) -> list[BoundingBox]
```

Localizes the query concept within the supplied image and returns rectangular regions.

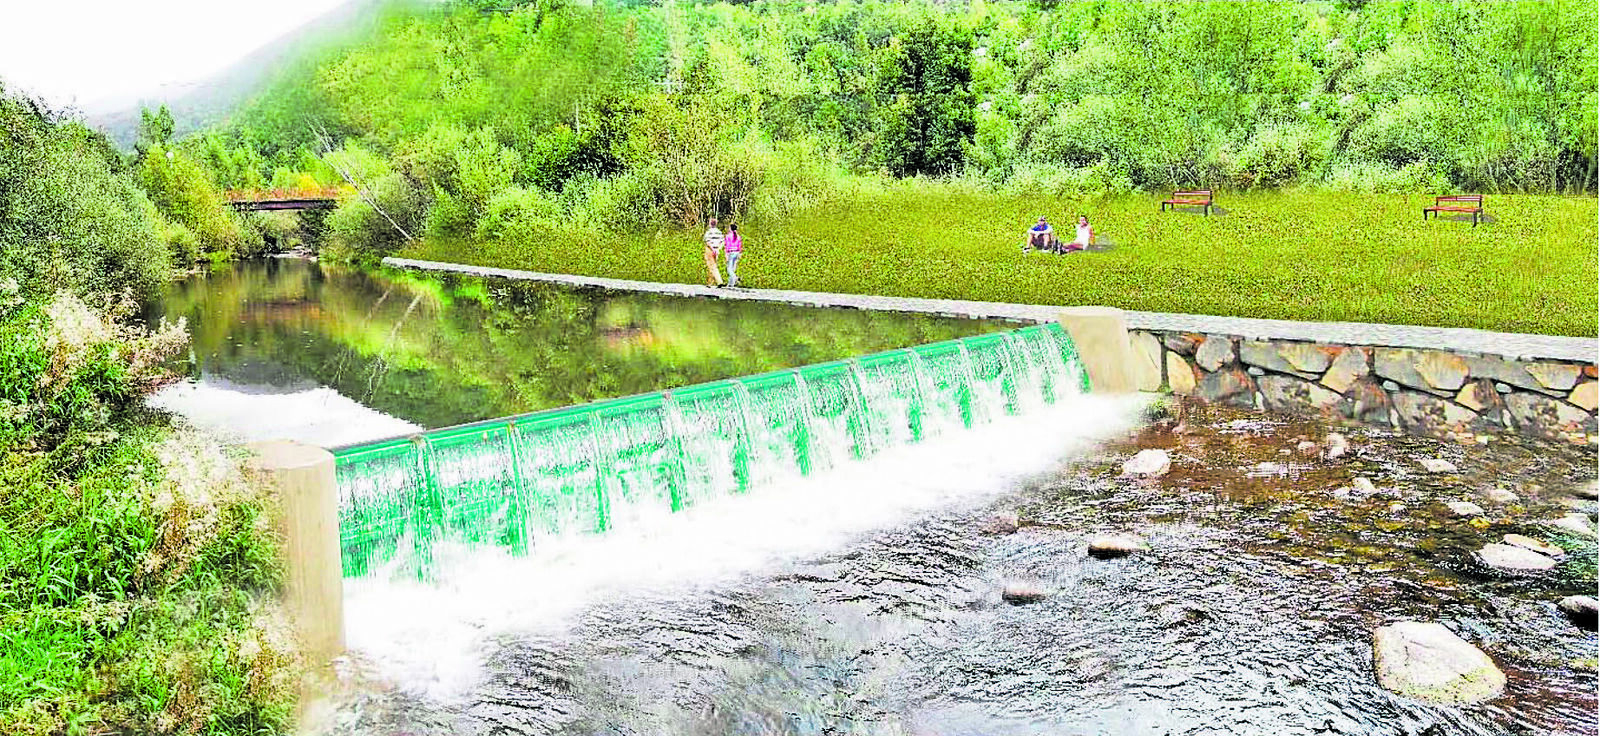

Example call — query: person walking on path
[702,217,725,287]
[723,223,744,288]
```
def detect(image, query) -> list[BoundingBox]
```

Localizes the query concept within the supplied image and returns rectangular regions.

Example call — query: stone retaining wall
[1132,331,1598,441]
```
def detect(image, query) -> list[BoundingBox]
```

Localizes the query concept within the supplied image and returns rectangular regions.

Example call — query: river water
[146,261,1597,736]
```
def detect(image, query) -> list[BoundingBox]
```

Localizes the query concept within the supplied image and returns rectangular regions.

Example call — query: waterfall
[332,323,1091,580]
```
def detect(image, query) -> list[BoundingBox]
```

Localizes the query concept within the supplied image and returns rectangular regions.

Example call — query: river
[145,260,1597,736]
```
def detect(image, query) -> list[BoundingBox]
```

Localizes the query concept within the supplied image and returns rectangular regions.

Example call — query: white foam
[148,380,420,448]
[339,393,1148,701]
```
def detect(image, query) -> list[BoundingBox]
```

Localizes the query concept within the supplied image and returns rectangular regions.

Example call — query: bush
[0,90,171,298]
[324,171,428,261]
[476,185,563,242]
[136,144,262,260]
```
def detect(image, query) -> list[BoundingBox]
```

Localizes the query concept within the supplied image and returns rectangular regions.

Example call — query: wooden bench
[1161,189,1214,216]
[1423,194,1484,227]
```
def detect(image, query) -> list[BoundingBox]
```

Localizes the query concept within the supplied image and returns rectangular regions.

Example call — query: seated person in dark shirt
[1023,216,1058,253]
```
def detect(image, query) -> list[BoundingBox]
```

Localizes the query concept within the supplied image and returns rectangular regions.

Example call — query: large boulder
[1372,622,1506,704]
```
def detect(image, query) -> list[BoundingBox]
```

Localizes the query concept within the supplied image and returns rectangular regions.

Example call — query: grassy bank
[0,293,297,735]
[399,187,1599,337]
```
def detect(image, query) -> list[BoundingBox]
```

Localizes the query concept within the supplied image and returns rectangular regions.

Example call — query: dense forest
[150,0,1598,263]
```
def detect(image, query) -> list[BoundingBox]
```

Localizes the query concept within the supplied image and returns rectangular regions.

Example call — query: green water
[146,258,1015,431]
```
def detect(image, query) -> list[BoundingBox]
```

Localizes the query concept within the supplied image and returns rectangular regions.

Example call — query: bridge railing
[224,186,345,203]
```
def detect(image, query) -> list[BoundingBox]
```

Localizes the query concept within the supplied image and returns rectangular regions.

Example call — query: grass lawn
[399,186,1599,337]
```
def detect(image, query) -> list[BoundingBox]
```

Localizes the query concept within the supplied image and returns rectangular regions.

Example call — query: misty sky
[0,0,350,111]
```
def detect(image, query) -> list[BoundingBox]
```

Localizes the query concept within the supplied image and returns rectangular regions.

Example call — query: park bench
[1423,194,1484,227]
[1161,189,1214,216]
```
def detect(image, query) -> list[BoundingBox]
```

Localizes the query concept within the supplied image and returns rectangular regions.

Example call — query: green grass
[401,186,1599,336]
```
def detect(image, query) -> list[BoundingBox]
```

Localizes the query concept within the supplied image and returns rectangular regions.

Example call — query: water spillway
[331,323,1089,579]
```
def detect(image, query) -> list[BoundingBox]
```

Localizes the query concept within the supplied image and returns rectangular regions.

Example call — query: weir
[330,323,1090,579]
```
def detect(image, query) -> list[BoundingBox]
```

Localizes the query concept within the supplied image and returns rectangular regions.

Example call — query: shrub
[324,172,428,261]
[0,90,171,298]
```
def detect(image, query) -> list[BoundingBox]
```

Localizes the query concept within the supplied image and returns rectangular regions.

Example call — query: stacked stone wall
[1131,331,1598,441]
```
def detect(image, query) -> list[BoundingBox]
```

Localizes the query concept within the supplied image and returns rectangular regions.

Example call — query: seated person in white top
[1060,214,1093,253]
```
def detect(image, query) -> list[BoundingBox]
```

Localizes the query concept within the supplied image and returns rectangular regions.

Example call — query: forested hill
[85,0,410,148]
[167,0,1594,260]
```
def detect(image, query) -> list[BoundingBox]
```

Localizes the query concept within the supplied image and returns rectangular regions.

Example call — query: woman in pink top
[723,223,744,288]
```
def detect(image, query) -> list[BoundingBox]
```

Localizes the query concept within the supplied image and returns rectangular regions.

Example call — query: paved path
[384,258,1597,362]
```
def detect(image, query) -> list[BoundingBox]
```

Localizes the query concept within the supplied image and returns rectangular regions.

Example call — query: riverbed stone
[1351,477,1379,496]
[978,512,1020,535]
[1132,331,1162,392]
[1240,340,1331,378]
[1481,486,1520,504]
[1163,332,1201,356]
[1475,543,1557,571]
[1577,480,1598,500]
[1001,584,1048,605]
[1445,501,1484,517]
[1195,335,1236,372]
[1502,534,1563,558]
[1420,458,1458,473]
[1198,368,1254,407]
[1558,596,1598,630]
[1121,449,1171,477]
[1258,374,1344,414]
[1321,346,1370,393]
[1087,534,1149,559]
[1526,362,1582,392]
[1393,392,1479,436]
[1372,622,1506,704]
[1323,432,1350,459]
[1506,392,1594,438]
[1165,352,1197,395]
[1569,381,1598,411]
[1550,513,1597,538]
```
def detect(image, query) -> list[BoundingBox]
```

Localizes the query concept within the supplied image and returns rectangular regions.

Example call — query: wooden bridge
[225,187,343,212]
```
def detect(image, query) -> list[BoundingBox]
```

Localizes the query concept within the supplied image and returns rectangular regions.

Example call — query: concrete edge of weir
[380,257,1598,363]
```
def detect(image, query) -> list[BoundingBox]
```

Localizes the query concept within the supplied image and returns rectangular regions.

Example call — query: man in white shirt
[703,217,725,287]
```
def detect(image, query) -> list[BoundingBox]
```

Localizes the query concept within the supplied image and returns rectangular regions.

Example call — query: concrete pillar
[249,440,344,664]
[1058,306,1139,394]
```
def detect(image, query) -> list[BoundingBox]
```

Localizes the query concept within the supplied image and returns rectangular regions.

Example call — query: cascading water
[331,323,1090,580]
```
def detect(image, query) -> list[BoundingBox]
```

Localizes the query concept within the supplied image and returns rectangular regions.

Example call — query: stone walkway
[383,258,1597,362]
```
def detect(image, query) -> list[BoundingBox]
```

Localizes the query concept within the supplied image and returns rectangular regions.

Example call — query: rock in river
[1501,534,1564,558]
[1121,449,1171,478]
[1372,622,1506,704]
[1475,543,1556,572]
[978,512,1020,536]
[1323,432,1350,460]
[1445,501,1485,517]
[1551,513,1598,538]
[1419,458,1458,474]
[1558,596,1599,630]
[1001,584,1048,605]
[1087,534,1149,559]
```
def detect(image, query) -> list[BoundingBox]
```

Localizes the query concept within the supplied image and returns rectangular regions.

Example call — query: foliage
[0,88,171,298]
[135,144,266,261]
[0,289,296,735]
[189,0,1594,263]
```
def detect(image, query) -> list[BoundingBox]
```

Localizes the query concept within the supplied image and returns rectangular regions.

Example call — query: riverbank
[395,188,1599,337]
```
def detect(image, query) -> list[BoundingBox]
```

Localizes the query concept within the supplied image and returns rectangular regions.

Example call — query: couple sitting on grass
[1023,215,1094,254]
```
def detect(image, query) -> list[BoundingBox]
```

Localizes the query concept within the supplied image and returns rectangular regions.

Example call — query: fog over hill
[86,0,408,148]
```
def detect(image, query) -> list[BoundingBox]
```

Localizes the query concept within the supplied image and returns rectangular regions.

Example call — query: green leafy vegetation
[169,0,1593,333]
[1,87,297,735]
